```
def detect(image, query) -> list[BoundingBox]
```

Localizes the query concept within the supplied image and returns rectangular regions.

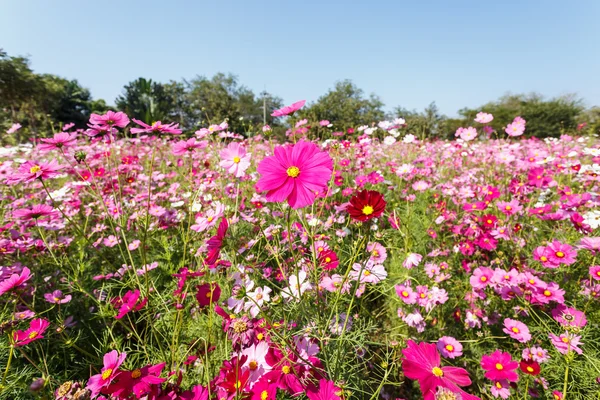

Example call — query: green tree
[394,102,446,139]
[184,73,282,133]
[450,93,584,138]
[298,80,385,136]
[115,78,175,125]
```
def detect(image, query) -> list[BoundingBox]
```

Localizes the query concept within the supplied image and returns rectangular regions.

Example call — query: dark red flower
[346,190,386,222]
[196,282,221,307]
[520,359,541,376]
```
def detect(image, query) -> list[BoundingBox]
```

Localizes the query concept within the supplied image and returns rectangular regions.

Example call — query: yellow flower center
[131,369,142,379]
[362,205,374,215]
[286,166,300,178]
[233,156,241,163]
[526,366,534,373]
[496,382,503,389]
[249,360,258,370]
[561,337,569,343]
[28,331,38,339]
[540,256,547,262]
[401,291,409,297]
[257,333,264,340]
[261,390,269,400]
[511,327,520,333]
[102,368,113,380]
[364,270,371,276]
[282,365,291,374]
[480,276,487,282]
[29,165,41,174]
[556,251,565,258]
[505,206,512,211]
[544,290,551,296]
[325,257,331,263]
[432,367,444,377]
[445,345,454,351]
[234,380,242,389]
[495,363,504,370]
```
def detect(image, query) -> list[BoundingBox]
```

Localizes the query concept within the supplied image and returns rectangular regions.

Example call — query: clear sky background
[2,0,599,116]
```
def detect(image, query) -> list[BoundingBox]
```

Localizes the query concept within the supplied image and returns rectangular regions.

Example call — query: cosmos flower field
[1,104,600,400]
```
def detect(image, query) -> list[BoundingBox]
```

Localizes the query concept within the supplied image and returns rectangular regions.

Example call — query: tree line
[1,49,599,143]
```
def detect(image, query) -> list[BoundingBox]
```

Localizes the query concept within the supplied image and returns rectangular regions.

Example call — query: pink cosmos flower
[437,336,463,359]
[13,318,50,347]
[524,346,550,363]
[490,380,511,399]
[481,351,519,382]
[497,199,522,216]
[549,333,583,355]
[502,318,531,343]
[38,132,78,152]
[350,261,387,284]
[86,350,127,397]
[401,340,480,400]
[13,204,58,221]
[110,363,166,399]
[546,240,577,265]
[459,126,478,141]
[191,203,225,233]
[89,110,130,128]
[271,100,306,117]
[395,284,417,304]
[474,112,494,124]
[44,290,72,304]
[590,266,600,281]
[578,237,600,254]
[6,123,21,134]
[6,160,63,185]
[551,305,587,328]
[219,142,251,178]
[172,138,208,155]
[470,267,493,289]
[131,119,182,134]
[256,140,333,209]
[0,267,32,296]
[367,242,387,264]
[506,116,526,137]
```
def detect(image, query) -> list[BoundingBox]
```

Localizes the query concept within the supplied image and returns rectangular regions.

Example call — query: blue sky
[2,0,599,116]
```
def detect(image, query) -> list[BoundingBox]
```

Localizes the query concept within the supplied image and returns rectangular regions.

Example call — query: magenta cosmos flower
[6,160,63,185]
[271,100,306,117]
[89,110,130,128]
[219,142,251,178]
[0,267,32,296]
[481,350,519,382]
[502,318,531,343]
[402,340,479,400]
[13,204,58,221]
[13,318,50,347]
[38,132,78,152]
[256,140,333,209]
[86,350,127,397]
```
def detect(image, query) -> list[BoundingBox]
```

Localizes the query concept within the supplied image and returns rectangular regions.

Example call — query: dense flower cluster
[0,108,599,399]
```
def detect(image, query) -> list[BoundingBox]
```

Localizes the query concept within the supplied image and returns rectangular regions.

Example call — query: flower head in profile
[172,138,208,155]
[6,123,21,134]
[346,190,386,222]
[219,142,251,178]
[112,289,147,319]
[38,132,78,152]
[89,110,130,128]
[474,112,494,124]
[0,267,32,296]
[44,290,72,304]
[271,100,306,117]
[257,140,333,209]
[13,204,58,221]
[131,119,182,134]
[6,160,63,185]
[401,340,480,400]
[13,318,50,347]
